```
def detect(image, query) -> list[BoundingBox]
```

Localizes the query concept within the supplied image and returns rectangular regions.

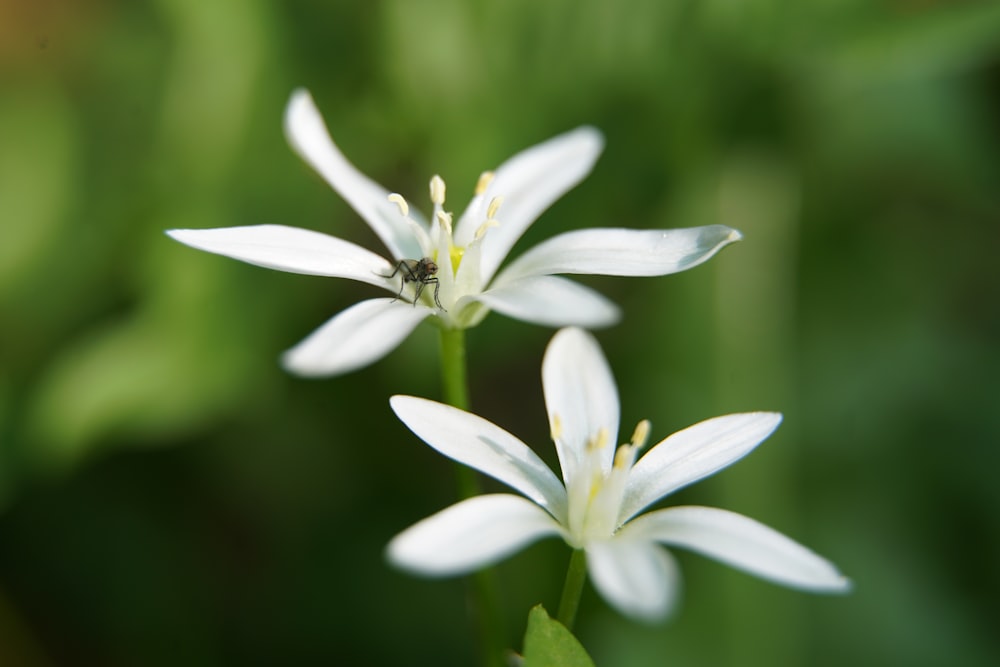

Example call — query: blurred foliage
[1,0,999,665]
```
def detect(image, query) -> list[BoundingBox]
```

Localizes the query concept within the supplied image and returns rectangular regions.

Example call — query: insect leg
[379,261,404,280]
[428,277,444,310]
[379,261,409,303]
[412,280,426,305]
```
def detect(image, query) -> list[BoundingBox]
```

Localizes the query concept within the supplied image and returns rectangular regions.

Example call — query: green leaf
[522,604,595,667]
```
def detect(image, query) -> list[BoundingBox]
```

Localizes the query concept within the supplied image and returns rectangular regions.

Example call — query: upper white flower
[168,89,742,377]
[387,328,850,621]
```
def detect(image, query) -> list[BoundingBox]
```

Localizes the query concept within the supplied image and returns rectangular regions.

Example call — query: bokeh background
[2,0,999,665]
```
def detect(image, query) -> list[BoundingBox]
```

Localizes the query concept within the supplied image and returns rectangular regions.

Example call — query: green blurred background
[2,0,998,665]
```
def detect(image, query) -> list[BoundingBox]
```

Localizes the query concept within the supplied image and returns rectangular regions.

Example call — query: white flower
[167,89,742,377]
[387,328,850,621]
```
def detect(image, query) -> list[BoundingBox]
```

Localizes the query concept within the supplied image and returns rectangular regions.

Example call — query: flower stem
[438,326,470,408]
[438,326,505,667]
[438,327,480,499]
[557,549,588,630]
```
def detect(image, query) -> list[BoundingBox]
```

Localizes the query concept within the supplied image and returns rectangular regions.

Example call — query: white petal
[281,298,431,377]
[455,127,604,283]
[619,413,782,524]
[587,538,681,622]
[622,506,851,592]
[542,328,620,481]
[284,89,423,260]
[389,396,568,522]
[387,494,563,576]
[493,225,743,286]
[475,276,621,328]
[167,225,394,287]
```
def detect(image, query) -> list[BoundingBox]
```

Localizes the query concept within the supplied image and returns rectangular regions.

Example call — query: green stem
[438,326,505,667]
[438,326,470,409]
[556,549,588,630]
[438,327,480,499]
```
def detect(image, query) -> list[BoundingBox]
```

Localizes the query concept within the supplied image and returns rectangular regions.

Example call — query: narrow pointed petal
[619,413,782,524]
[455,127,605,283]
[493,225,743,286]
[475,276,620,328]
[387,494,563,576]
[389,396,568,522]
[623,506,851,592]
[167,225,394,287]
[587,539,681,622]
[281,298,431,377]
[284,89,423,260]
[542,328,620,480]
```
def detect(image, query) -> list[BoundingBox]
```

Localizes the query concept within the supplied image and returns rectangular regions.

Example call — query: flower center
[565,419,651,544]
[385,173,503,321]
[387,173,502,277]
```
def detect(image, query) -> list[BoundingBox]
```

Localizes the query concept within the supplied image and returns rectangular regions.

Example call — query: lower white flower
[167,89,742,377]
[387,328,850,621]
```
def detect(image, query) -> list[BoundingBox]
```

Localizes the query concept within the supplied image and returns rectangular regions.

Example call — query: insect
[381,257,445,310]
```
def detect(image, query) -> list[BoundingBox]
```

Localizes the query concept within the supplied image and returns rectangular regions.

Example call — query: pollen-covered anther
[474,171,495,196]
[387,193,409,217]
[613,442,638,471]
[430,175,446,206]
[486,196,504,220]
[630,419,651,449]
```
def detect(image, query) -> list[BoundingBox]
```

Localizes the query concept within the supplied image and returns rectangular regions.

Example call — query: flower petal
[622,506,851,592]
[475,276,621,328]
[281,298,431,377]
[587,538,680,622]
[619,412,782,524]
[455,127,604,283]
[167,225,394,287]
[542,328,621,483]
[493,225,743,286]
[389,396,568,522]
[284,89,423,260]
[387,494,563,576]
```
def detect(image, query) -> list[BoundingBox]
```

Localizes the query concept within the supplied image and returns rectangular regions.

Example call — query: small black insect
[382,257,445,310]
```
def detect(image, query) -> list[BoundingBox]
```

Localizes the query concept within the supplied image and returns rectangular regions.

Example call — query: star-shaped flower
[168,90,741,377]
[387,328,850,621]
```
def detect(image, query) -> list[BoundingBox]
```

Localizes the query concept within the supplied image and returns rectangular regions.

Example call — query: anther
[435,210,453,235]
[474,220,499,241]
[486,196,504,220]
[630,419,651,449]
[430,175,446,206]
[588,427,610,452]
[474,171,495,196]
[613,444,636,470]
[387,193,409,217]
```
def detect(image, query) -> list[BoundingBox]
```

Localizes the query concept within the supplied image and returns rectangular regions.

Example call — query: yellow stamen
[630,419,651,449]
[435,210,453,235]
[430,175,446,206]
[387,193,409,217]
[588,427,610,452]
[486,196,504,220]
[474,219,499,241]
[474,171,495,196]
[613,442,640,470]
